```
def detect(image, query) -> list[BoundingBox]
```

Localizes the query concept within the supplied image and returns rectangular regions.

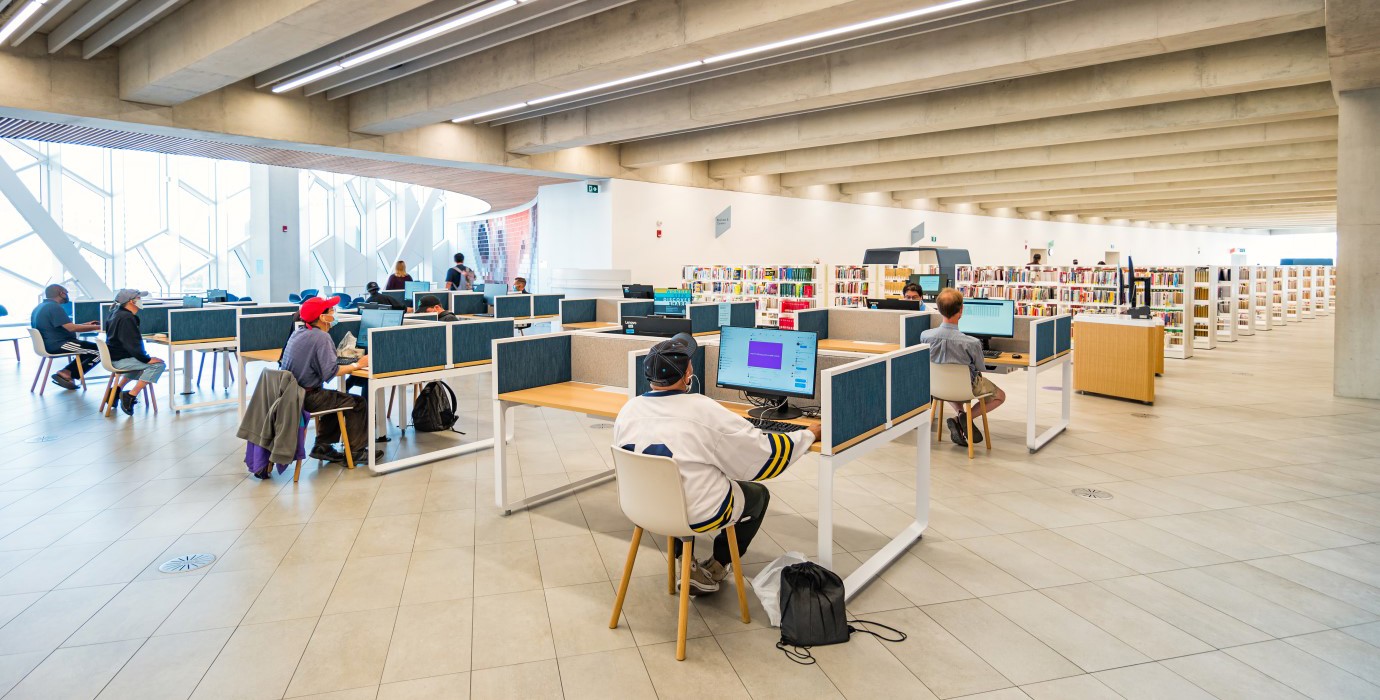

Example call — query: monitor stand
[974,335,994,353]
[746,394,804,421]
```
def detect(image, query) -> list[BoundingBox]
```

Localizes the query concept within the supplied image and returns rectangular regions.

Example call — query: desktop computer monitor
[481,283,508,307]
[652,288,692,317]
[622,284,654,300]
[912,274,943,295]
[182,295,203,308]
[404,281,430,295]
[958,298,1015,347]
[358,308,404,349]
[205,289,227,302]
[866,298,923,311]
[622,316,692,338]
[716,326,817,420]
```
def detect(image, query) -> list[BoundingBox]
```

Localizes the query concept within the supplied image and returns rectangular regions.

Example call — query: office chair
[930,363,994,460]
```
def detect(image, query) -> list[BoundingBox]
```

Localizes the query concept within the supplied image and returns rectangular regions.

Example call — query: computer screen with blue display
[958,298,1015,338]
[404,281,430,295]
[482,283,508,307]
[915,274,942,293]
[358,308,404,348]
[716,326,817,401]
[653,288,692,317]
[182,295,203,308]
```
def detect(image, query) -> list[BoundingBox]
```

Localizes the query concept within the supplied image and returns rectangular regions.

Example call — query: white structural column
[1333,87,1380,399]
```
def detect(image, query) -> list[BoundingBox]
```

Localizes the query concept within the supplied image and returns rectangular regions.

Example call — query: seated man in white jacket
[613,333,820,595]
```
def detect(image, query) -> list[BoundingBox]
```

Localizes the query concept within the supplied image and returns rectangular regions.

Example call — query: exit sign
[586,184,600,193]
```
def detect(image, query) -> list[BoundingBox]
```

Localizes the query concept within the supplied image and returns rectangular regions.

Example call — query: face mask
[687,373,699,394]
[133,298,144,310]
[328,317,338,328]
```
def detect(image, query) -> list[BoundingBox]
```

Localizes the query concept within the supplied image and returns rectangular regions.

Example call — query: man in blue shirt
[31,284,101,390]
[902,283,928,310]
[919,289,1006,447]
[280,296,374,463]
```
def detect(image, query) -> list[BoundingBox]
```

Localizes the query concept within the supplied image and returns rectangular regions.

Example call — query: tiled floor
[2,316,1379,699]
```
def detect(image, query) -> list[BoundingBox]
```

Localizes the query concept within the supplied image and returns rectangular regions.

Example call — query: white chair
[95,338,157,416]
[607,446,750,661]
[28,328,86,394]
[930,362,993,460]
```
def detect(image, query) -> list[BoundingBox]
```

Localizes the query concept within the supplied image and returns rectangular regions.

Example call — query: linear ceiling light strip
[452,0,989,123]
[272,0,526,93]
[0,0,44,45]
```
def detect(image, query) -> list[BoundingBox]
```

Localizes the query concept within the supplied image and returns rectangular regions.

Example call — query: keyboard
[982,350,1003,359]
[746,417,808,433]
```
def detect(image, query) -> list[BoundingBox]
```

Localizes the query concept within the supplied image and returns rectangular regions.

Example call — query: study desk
[983,349,1072,452]
[144,334,238,413]
[493,381,931,602]
[560,321,619,331]
[362,361,494,475]
[237,349,281,416]
[817,339,900,354]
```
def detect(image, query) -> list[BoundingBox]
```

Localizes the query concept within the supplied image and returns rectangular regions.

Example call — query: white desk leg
[180,349,194,394]
[236,357,248,418]
[367,383,378,471]
[1026,363,1039,449]
[817,456,834,571]
[494,400,510,511]
[222,351,231,392]
[1060,360,1072,427]
[168,350,178,411]
[915,416,931,529]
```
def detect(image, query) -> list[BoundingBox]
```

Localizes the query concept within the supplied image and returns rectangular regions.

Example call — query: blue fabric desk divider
[632,346,706,396]
[888,346,931,423]
[1056,315,1072,354]
[73,300,106,324]
[495,295,533,319]
[687,304,718,334]
[238,313,295,352]
[379,290,408,307]
[329,319,361,346]
[240,304,299,315]
[824,359,888,454]
[903,313,933,347]
[1031,314,1072,362]
[369,324,448,375]
[452,293,487,315]
[795,309,829,339]
[495,335,572,394]
[169,308,238,342]
[560,299,597,324]
[532,294,563,317]
[619,301,653,322]
[452,319,515,364]
[728,302,755,328]
[137,305,172,335]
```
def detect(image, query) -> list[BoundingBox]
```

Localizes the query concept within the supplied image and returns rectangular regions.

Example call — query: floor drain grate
[23,435,61,443]
[1131,413,1158,419]
[1072,488,1113,500]
[1042,386,1062,391]
[159,554,216,573]
[589,423,613,430]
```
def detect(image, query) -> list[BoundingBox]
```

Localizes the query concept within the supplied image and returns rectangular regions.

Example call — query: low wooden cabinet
[1073,317,1161,404]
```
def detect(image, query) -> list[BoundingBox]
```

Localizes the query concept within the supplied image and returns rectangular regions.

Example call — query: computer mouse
[1012,354,1023,359]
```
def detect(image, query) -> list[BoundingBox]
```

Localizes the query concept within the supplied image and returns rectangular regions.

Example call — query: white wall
[538,179,1337,286]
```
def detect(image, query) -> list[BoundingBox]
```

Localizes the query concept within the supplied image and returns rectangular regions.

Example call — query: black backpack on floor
[776,562,906,664]
[412,381,460,433]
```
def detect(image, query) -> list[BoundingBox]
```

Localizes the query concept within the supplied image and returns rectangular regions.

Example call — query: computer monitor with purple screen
[716,326,817,420]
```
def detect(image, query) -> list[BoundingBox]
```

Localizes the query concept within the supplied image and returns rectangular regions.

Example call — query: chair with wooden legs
[27,328,86,394]
[292,408,356,482]
[607,446,750,661]
[95,338,157,416]
[930,362,993,460]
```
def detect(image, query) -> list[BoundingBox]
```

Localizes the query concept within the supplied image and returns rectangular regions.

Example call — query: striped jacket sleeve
[708,406,816,483]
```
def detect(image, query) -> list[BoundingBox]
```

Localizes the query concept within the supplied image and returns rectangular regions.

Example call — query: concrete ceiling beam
[1054,202,1337,218]
[1325,0,1380,92]
[118,0,436,105]
[618,30,1330,168]
[1005,182,1338,210]
[1041,193,1337,215]
[839,140,1336,194]
[940,171,1337,205]
[499,0,1324,153]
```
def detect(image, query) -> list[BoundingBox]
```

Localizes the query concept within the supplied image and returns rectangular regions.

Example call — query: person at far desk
[106,289,165,416]
[282,296,377,464]
[444,253,476,291]
[513,277,529,294]
[385,260,412,291]
[920,289,1006,447]
[365,282,411,312]
[613,333,820,595]
[417,295,458,322]
[31,284,101,390]
[901,282,928,310]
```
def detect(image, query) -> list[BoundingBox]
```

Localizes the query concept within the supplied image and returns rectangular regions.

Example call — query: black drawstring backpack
[412,381,462,433]
[776,562,906,664]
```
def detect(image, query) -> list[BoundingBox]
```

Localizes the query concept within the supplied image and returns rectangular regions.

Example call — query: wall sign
[910,222,925,245]
[714,207,731,237]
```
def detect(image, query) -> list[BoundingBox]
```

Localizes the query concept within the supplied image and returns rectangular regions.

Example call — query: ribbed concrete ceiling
[0,0,1344,231]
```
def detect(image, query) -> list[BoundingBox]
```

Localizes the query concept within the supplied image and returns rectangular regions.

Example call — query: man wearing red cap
[281,296,372,463]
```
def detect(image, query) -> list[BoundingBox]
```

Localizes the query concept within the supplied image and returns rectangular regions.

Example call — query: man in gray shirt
[919,289,1006,447]
[281,296,374,463]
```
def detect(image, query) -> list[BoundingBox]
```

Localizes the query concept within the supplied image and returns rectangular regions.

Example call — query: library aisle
[0,318,1377,699]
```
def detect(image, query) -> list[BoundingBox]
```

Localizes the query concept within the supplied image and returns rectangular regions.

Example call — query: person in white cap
[105,289,164,416]
[613,333,820,595]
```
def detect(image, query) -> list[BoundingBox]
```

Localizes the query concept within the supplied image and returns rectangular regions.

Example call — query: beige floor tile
[1284,630,1380,686]
[211,523,303,573]
[413,509,475,551]
[812,631,938,699]
[324,552,410,615]
[469,659,561,700]
[1248,556,1380,614]
[1225,640,1380,699]
[66,576,199,645]
[1161,652,1309,700]
[378,673,469,700]
[716,627,844,699]
[864,606,1010,699]
[1003,530,1138,581]
[156,567,275,635]
[640,636,751,700]
[400,546,473,605]
[545,580,634,657]
[286,607,398,697]
[1200,561,1377,628]
[535,533,608,588]
[985,590,1149,673]
[470,589,555,669]
[98,628,234,700]
[242,559,345,624]
[350,515,420,558]
[1041,583,1212,660]
[908,540,1029,597]
[192,618,317,700]
[959,535,1086,589]
[559,647,657,700]
[1151,568,1330,638]
[1052,525,1190,574]
[1092,663,1216,700]
[615,574,714,647]
[1020,674,1123,700]
[472,540,541,596]
[0,543,110,595]
[381,599,472,683]
[1095,576,1272,649]
[0,583,123,654]
[281,519,363,565]
[57,536,177,588]
[6,638,142,700]
[922,599,1082,686]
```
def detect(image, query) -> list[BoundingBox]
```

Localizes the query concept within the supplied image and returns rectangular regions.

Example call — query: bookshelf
[681,264,821,327]
[1284,266,1301,322]
[1148,266,1193,359]
[1235,266,1255,336]
[1301,266,1318,318]
[1251,266,1273,332]
[1328,265,1337,312]
[1191,266,1219,350]
[827,265,870,308]
[881,266,913,298]
[1061,266,1122,317]
[1270,266,1288,324]
[1214,266,1237,342]
[1312,265,1329,316]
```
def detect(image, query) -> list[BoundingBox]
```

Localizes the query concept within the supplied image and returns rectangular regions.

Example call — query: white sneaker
[675,558,720,595]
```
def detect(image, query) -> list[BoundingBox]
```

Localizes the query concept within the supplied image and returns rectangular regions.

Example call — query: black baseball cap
[645,332,697,386]
[418,295,441,309]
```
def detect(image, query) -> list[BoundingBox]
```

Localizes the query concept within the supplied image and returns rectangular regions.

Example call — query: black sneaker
[119,390,138,416]
[50,374,77,391]
[946,416,968,447]
[253,466,273,480]
[350,449,384,464]
[309,446,346,462]
[964,414,983,444]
